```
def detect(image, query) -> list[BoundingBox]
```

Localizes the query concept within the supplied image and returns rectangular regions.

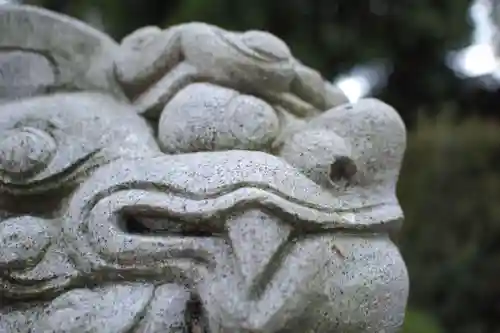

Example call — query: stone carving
[0,4,409,333]
[491,0,500,59]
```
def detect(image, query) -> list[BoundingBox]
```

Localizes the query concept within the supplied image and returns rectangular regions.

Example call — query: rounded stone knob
[158,83,279,153]
[0,127,56,178]
[0,216,53,269]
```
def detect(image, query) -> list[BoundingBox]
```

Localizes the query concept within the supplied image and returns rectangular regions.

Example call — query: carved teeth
[34,283,155,332]
[226,209,291,294]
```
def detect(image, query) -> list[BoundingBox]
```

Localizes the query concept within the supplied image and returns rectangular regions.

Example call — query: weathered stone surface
[0,5,125,102]
[0,4,409,333]
[158,83,280,153]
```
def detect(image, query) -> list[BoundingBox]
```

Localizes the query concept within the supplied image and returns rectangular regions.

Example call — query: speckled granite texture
[0,4,409,332]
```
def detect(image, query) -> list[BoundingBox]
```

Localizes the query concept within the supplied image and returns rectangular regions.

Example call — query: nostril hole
[329,156,357,182]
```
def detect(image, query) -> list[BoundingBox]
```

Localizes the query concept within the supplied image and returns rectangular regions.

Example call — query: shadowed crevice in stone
[185,295,210,333]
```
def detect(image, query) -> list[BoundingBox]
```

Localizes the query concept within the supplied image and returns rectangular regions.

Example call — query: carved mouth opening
[120,212,225,238]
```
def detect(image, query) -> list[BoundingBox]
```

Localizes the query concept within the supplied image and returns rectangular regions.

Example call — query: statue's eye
[0,127,56,180]
[329,156,357,182]
[121,213,223,237]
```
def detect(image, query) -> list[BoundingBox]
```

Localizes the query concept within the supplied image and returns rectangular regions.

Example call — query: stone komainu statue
[0,5,409,333]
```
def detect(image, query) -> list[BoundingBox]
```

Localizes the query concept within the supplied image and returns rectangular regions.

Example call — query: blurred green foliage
[398,114,500,333]
[403,309,445,333]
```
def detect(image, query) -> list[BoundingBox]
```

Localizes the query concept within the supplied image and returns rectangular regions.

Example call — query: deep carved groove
[186,295,209,333]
